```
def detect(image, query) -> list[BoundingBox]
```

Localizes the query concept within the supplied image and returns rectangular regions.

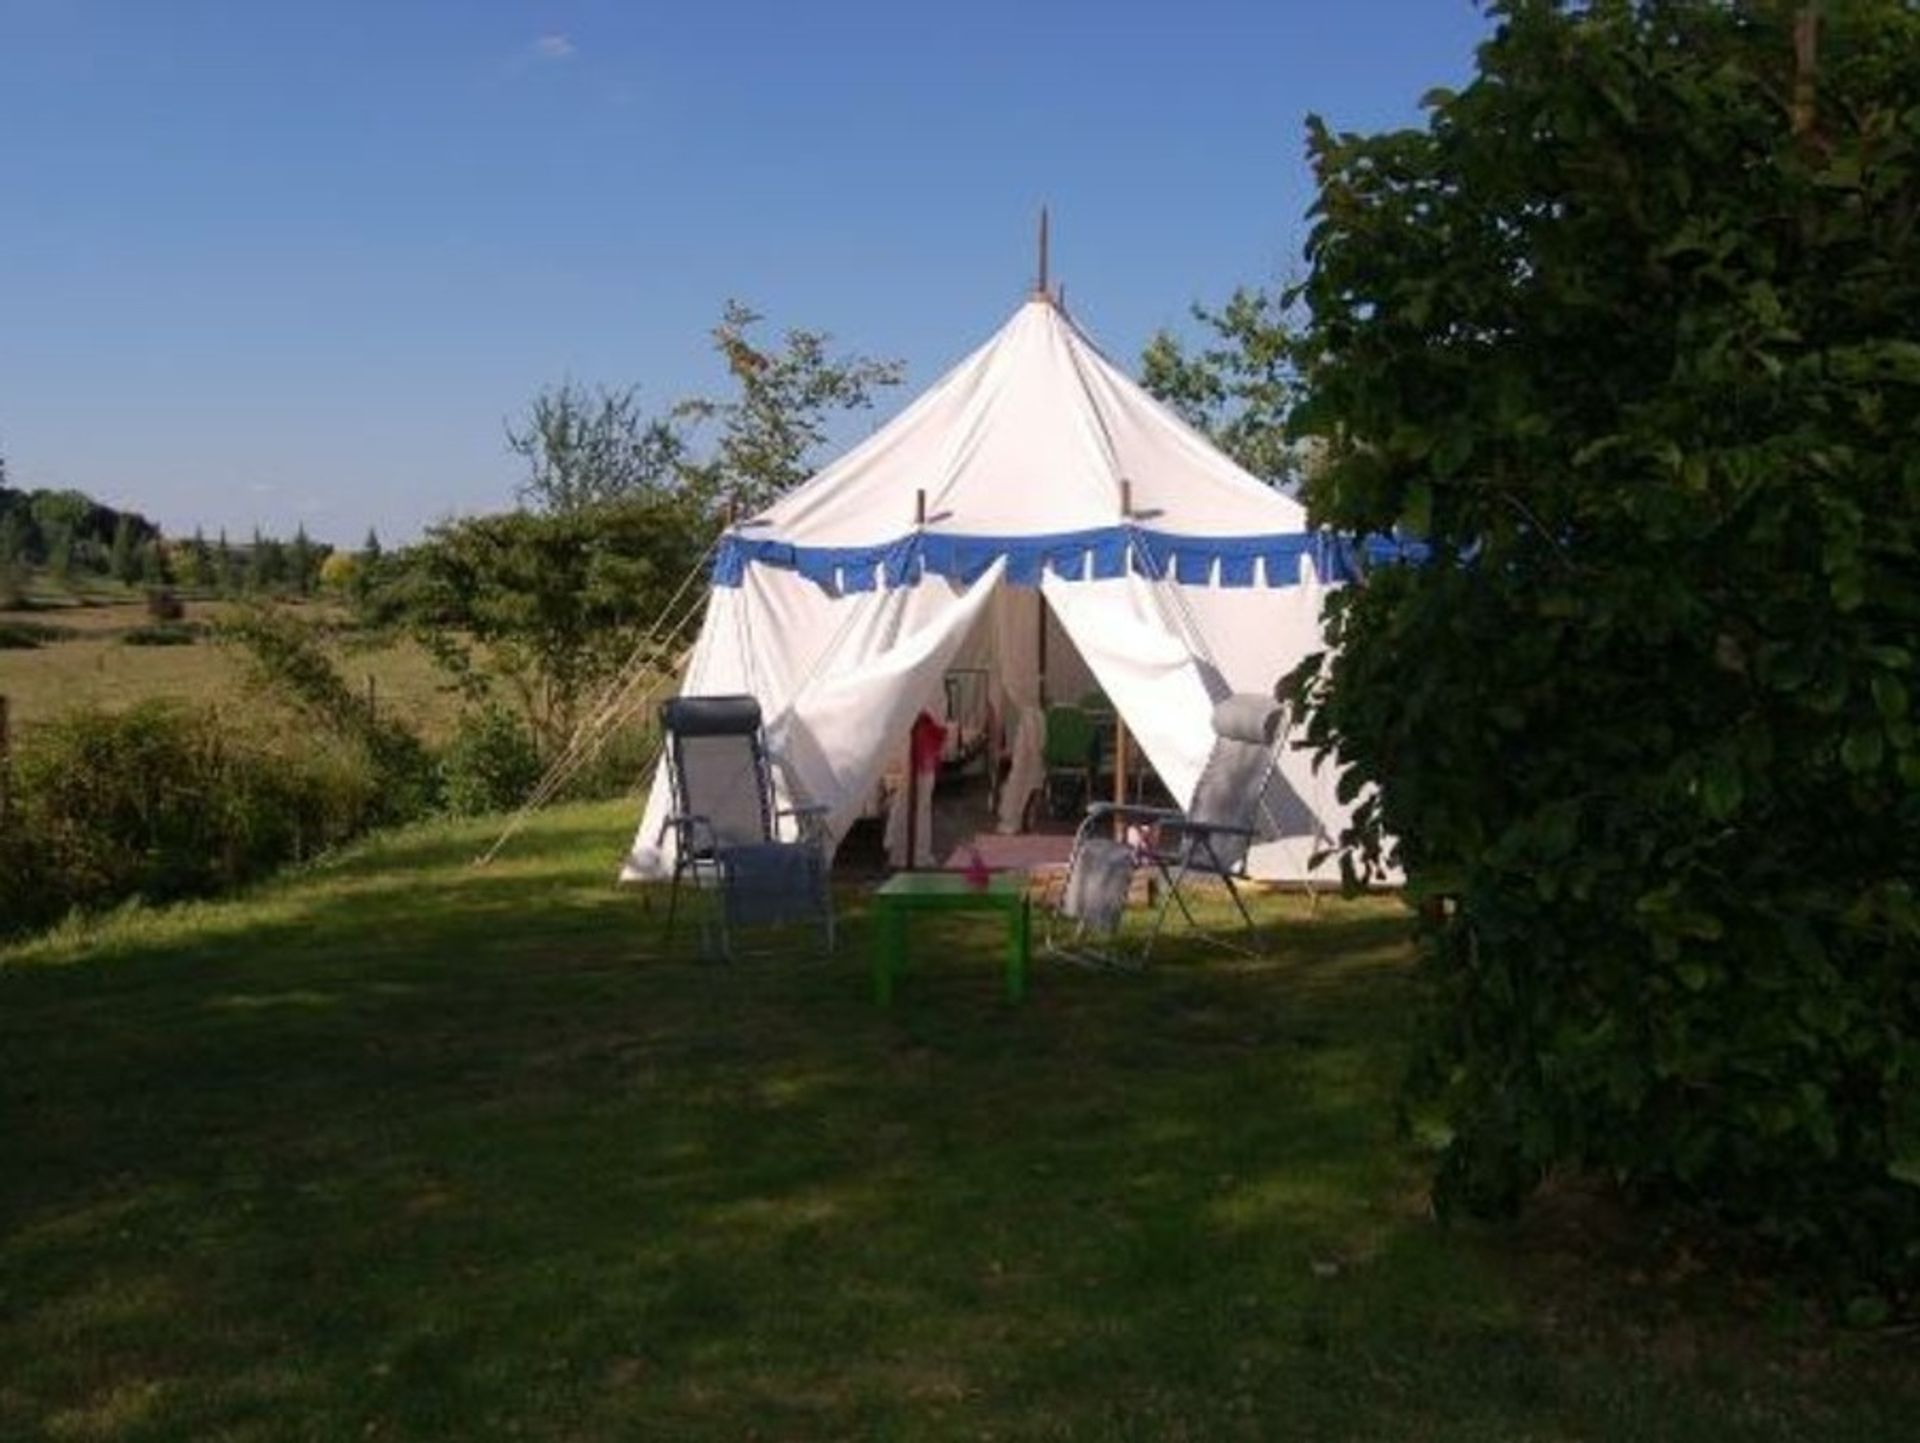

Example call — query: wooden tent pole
[905,487,930,869]
[1036,206,1050,298]
[1035,589,1048,707]
[1792,4,1821,137]
[1113,482,1132,832]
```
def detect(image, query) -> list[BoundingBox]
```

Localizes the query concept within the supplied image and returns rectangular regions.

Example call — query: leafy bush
[0,702,385,937]
[438,705,542,817]
[410,495,712,755]
[559,720,661,804]
[0,621,57,649]
[219,604,438,823]
[1291,0,1920,1297]
[121,622,200,647]
[0,819,48,934]
[145,587,185,621]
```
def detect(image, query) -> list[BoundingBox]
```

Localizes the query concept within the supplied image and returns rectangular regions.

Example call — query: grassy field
[0,593,459,737]
[2,802,1914,1441]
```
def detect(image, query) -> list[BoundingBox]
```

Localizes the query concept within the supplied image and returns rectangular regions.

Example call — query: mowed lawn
[2,804,1914,1441]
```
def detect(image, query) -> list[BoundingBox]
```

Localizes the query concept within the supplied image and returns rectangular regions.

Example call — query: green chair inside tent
[1042,704,1099,818]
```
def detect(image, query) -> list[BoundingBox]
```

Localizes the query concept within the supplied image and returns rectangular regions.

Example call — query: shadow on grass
[3,803,1915,1441]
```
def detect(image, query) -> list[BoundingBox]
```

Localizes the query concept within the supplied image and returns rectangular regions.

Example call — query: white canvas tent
[622,291,1368,885]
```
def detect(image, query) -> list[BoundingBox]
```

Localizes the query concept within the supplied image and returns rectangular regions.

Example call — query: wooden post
[1112,480,1131,834]
[915,489,927,526]
[1035,591,1049,707]
[366,674,377,727]
[1792,4,1821,137]
[1036,206,1050,298]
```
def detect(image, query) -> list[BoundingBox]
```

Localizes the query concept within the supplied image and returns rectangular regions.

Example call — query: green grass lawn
[2,803,1913,1441]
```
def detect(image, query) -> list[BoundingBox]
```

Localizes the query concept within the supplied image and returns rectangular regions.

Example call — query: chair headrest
[661,695,763,738]
[1211,694,1284,745]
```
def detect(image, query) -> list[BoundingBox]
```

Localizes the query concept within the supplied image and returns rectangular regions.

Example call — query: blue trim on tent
[710,526,1426,594]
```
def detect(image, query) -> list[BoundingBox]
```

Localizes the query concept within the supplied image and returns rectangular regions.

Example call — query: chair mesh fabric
[719,842,822,928]
[674,733,772,851]
[1062,837,1134,935]
[1181,695,1284,873]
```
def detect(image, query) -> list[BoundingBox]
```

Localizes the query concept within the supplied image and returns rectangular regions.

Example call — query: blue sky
[0,1,1490,543]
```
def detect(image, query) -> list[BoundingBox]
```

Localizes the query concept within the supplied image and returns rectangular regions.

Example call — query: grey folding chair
[1046,694,1285,967]
[658,695,834,961]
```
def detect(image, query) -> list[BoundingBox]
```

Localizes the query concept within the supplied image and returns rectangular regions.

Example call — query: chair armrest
[1083,801,1182,826]
[1157,817,1257,840]
[1073,801,1183,848]
[1150,818,1258,878]
[775,802,831,845]
[664,811,721,854]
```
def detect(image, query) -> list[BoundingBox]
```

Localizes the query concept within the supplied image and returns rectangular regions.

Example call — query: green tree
[0,508,25,609]
[252,530,287,592]
[30,492,96,554]
[508,384,687,515]
[137,539,166,586]
[1290,0,1920,1289]
[46,526,74,586]
[318,550,358,594]
[0,507,25,567]
[289,525,316,597]
[411,495,709,754]
[178,528,212,591]
[1140,287,1304,488]
[109,515,137,585]
[215,530,238,595]
[675,300,904,513]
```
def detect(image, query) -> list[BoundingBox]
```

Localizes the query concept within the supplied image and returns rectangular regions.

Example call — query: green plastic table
[872,871,1030,1005]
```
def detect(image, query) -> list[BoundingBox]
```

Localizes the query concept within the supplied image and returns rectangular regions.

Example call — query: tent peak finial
[1032,205,1052,302]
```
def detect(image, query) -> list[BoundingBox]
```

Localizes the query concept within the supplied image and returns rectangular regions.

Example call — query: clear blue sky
[0,1,1490,544]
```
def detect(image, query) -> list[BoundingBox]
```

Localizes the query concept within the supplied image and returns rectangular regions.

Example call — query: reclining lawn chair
[659,695,834,961]
[1046,693,1285,967]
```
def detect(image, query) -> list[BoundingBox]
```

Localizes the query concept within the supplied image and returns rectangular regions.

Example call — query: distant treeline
[0,484,161,581]
[0,479,382,601]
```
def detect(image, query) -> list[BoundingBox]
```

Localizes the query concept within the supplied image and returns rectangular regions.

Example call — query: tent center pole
[1035,588,1048,707]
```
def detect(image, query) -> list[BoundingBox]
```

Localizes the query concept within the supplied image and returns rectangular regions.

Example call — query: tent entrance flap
[624,565,1008,881]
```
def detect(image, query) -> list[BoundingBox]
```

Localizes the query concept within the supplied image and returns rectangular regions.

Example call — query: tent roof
[739,296,1308,551]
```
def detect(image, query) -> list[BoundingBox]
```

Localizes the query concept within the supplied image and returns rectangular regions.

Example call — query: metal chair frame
[658,696,835,961]
[1045,697,1284,968]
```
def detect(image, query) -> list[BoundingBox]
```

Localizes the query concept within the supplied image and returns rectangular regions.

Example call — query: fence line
[0,693,11,826]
